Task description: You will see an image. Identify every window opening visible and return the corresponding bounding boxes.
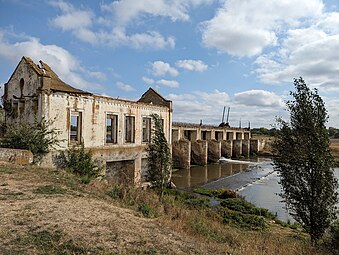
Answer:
[125,116,135,143]
[142,117,151,143]
[106,114,118,143]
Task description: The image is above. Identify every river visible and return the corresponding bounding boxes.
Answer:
[171,159,339,222]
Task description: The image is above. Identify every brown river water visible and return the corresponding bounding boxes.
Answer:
[171,159,339,222]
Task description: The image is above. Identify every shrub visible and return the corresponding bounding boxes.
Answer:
[57,143,101,182]
[221,208,266,230]
[138,203,156,218]
[0,117,60,162]
[106,186,123,199]
[220,198,275,219]
[330,219,339,248]
[184,197,210,209]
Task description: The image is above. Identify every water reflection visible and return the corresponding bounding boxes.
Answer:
[171,162,249,189]
[172,160,339,222]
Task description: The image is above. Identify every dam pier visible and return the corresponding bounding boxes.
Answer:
[172,122,260,169]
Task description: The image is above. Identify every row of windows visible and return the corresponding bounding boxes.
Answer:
[70,112,156,144]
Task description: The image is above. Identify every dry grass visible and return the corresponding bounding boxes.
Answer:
[0,162,336,255]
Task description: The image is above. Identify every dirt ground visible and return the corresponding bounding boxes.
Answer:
[0,163,219,255]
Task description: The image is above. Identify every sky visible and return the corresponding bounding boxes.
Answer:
[0,0,339,128]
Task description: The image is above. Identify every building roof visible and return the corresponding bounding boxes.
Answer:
[39,60,91,95]
[22,56,91,95]
[138,87,172,108]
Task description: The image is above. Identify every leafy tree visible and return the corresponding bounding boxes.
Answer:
[273,77,338,244]
[146,114,172,198]
[0,117,60,162]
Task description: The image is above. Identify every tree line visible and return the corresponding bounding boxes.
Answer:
[252,126,339,138]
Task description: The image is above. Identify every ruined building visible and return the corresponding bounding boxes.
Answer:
[3,56,172,184]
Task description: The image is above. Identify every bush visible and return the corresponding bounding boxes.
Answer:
[220,198,275,219]
[138,203,156,218]
[0,117,60,162]
[221,208,266,230]
[106,186,123,199]
[330,219,339,248]
[57,143,101,183]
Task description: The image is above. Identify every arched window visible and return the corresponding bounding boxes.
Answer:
[20,78,24,97]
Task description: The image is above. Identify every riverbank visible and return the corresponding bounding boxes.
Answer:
[0,163,336,254]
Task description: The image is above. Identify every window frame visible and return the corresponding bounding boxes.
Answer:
[69,111,83,144]
[106,113,118,144]
[124,115,135,143]
[142,117,152,143]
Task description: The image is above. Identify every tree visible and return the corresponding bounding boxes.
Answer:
[146,114,172,198]
[273,77,338,244]
[0,117,60,162]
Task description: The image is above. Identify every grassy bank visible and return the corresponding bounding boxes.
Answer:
[0,163,337,254]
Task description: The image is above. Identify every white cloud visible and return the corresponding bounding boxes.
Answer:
[101,0,213,26]
[176,59,208,72]
[168,89,286,127]
[88,71,106,80]
[201,0,323,57]
[0,30,99,89]
[254,15,339,92]
[49,0,214,50]
[50,1,96,44]
[234,90,284,107]
[52,10,93,31]
[116,81,135,92]
[156,79,179,88]
[142,76,154,85]
[151,61,179,77]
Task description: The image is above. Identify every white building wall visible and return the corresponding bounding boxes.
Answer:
[46,93,171,149]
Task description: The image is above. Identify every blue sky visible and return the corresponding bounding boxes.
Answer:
[1,0,339,128]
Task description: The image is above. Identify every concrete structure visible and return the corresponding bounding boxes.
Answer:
[172,122,258,168]
[3,56,172,184]
[0,148,33,165]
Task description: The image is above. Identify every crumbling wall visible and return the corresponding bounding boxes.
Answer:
[0,148,33,165]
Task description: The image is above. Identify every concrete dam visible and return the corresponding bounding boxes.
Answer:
[172,122,260,169]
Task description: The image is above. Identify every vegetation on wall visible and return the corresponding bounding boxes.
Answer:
[273,77,338,244]
[0,117,60,162]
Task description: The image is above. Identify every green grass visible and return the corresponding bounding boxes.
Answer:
[11,228,91,254]
[0,167,15,174]
[193,188,237,199]
[33,185,66,195]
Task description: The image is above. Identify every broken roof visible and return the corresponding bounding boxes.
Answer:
[23,56,91,95]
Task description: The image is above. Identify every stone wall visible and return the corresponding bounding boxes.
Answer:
[0,148,33,165]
